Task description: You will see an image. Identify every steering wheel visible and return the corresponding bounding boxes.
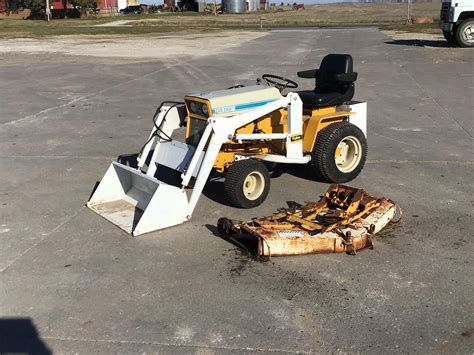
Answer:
[262,74,298,91]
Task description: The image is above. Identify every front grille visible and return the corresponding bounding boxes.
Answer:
[187,118,208,146]
[440,2,450,22]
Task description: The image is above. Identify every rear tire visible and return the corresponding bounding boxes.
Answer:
[311,122,367,183]
[443,30,458,46]
[456,19,474,48]
[224,159,270,209]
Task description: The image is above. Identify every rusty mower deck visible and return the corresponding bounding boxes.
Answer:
[217,184,401,257]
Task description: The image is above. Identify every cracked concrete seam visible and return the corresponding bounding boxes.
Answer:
[41,335,312,354]
[0,207,85,274]
[2,59,194,127]
[398,64,472,139]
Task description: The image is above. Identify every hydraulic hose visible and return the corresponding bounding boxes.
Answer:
[138,101,185,159]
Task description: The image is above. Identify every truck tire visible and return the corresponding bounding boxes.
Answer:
[311,122,367,183]
[456,19,474,47]
[443,30,459,46]
[224,159,270,209]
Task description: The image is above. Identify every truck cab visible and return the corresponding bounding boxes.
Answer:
[439,0,474,47]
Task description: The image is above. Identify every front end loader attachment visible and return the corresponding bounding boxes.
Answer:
[87,161,190,236]
[87,94,305,236]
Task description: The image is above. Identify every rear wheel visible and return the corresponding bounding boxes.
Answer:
[311,122,367,183]
[224,159,270,209]
[456,19,474,47]
[443,29,458,46]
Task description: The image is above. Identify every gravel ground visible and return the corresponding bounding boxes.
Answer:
[0,32,267,61]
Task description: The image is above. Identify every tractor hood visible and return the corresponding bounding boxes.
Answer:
[185,85,283,118]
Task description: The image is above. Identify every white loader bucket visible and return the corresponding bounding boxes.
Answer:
[87,161,190,236]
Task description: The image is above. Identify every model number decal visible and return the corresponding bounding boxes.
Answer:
[213,106,236,114]
[290,134,303,143]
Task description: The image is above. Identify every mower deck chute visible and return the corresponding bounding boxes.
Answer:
[217,185,401,257]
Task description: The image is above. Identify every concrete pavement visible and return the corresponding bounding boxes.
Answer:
[0,27,473,353]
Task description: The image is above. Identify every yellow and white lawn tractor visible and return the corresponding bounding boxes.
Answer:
[87,54,368,236]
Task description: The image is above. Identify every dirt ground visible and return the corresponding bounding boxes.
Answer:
[383,31,444,41]
[382,30,473,61]
[0,31,266,61]
[1,29,462,65]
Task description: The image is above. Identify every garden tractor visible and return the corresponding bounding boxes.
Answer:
[87,54,368,236]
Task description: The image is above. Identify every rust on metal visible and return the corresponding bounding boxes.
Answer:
[217,184,401,258]
[88,199,143,235]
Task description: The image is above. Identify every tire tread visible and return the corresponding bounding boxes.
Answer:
[224,159,270,208]
[456,19,474,48]
[312,121,367,183]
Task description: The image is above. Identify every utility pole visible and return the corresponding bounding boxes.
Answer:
[45,0,51,21]
[406,0,412,24]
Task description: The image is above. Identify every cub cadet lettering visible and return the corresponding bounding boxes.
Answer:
[212,99,278,115]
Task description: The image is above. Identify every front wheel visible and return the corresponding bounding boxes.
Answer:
[456,19,474,48]
[224,159,270,209]
[311,122,367,183]
[443,30,458,46]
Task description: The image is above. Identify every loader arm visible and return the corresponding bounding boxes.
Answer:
[185,94,294,211]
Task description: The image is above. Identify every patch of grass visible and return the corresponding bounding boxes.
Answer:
[0,18,220,37]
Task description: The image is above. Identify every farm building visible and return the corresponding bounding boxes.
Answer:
[51,0,119,11]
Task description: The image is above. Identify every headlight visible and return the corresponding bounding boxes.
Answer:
[449,7,454,21]
[201,103,209,117]
[190,101,198,114]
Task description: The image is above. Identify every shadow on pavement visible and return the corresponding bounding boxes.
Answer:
[0,318,52,354]
[202,164,326,207]
[205,223,260,257]
[114,152,327,207]
[384,39,454,47]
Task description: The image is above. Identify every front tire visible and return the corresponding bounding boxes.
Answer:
[311,122,367,183]
[456,19,474,48]
[443,30,458,46]
[224,159,270,209]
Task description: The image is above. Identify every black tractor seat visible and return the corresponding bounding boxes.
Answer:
[296,54,357,109]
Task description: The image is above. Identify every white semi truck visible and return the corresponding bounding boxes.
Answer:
[439,0,474,47]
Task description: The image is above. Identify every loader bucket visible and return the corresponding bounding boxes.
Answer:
[87,161,190,236]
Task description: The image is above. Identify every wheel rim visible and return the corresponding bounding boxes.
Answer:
[242,171,265,201]
[463,25,474,43]
[334,136,362,173]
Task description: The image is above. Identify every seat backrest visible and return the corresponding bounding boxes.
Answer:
[316,54,354,94]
